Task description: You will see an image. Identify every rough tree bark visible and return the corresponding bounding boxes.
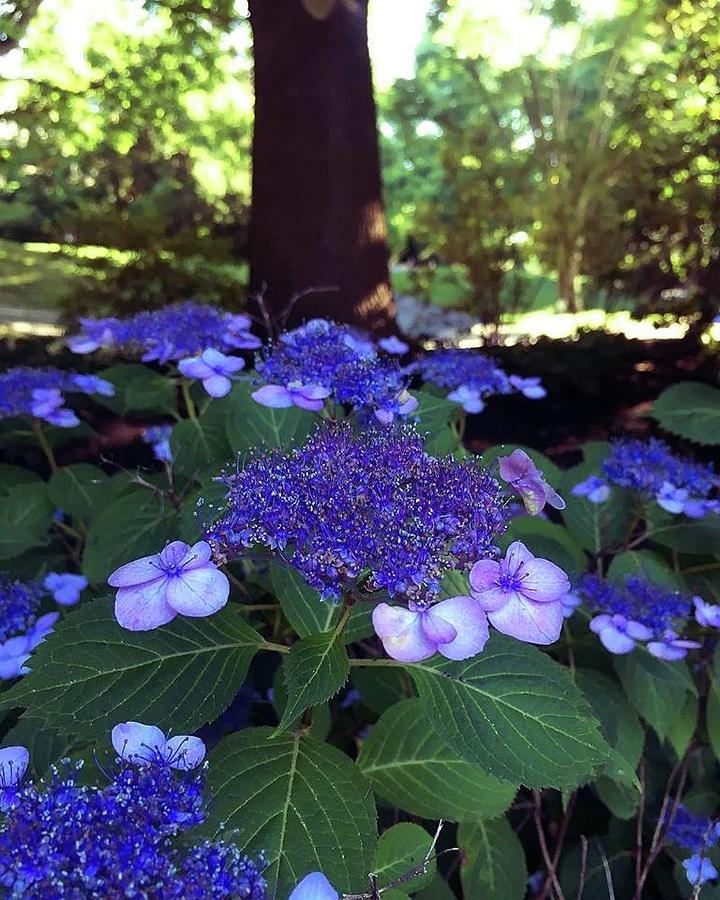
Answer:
[247,0,396,335]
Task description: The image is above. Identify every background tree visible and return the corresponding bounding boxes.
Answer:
[248,0,396,334]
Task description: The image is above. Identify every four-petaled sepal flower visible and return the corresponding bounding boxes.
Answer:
[108,540,229,631]
[178,348,245,398]
[252,381,330,412]
[372,596,489,662]
[469,541,569,645]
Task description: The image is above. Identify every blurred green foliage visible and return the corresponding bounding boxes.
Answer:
[1,0,717,326]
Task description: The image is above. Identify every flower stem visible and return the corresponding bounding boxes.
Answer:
[181,380,198,421]
[31,419,58,472]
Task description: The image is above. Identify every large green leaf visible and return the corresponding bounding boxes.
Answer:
[409,634,608,788]
[206,729,377,899]
[0,481,52,560]
[645,505,720,554]
[357,699,516,821]
[170,401,233,478]
[0,463,42,492]
[561,459,634,553]
[225,380,314,454]
[3,602,263,739]
[47,463,109,522]
[82,487,178,583]
[614,652,696,742]
[576,670,643,818]
[0,718,79,777]
[269,563,371,643]
[413,389,461,456]
[275,629,350,734]
[459,817,528,900]
[98,363,178,415]
[352,667,415,715]
[649,382,720,445]
[607,549,685,590]
[374,823,435,893]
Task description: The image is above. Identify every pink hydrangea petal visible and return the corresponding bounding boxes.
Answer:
[165,567,229,617]
[252,385,294,408]
[202,374,232,398]
[114,580,178,631]
[519,557,570,604]
[164,735,206,770]
[433,596,490,660]
[499,449,534,483]
[108,554,163,588]
[422,608,457,645]
[372,603,437,662]
[111,722,166,762]
[178,357,214,380]
[488,596,563,645]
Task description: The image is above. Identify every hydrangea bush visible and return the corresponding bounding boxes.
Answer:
[1,307,719,898]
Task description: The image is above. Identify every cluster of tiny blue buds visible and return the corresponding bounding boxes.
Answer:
[0,577,44,643]
[603,438,717,501]
[666,806,720,853]
[0,759,266,898]
[255,319,412,418]
[207,421,508,601]
[415,349,512,396]
[68,302,260,363]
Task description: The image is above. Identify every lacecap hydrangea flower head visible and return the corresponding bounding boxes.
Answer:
[68,302,260,363]
[573,437,719,518]
[207,421,509,603]
[415,349,545,414]
[579,574,702,660]
[0,367,115,427]
[0,722,266,898]
[252,319,417,423]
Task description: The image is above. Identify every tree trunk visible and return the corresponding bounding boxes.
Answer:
[247,0,396,335]
[557,241,583,313]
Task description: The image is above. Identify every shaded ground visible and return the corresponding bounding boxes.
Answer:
[467,330,718,465]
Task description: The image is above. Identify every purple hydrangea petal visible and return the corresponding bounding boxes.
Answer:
[164,735,206,770]
[498,449,534,484]
[251,385,294,408]
[178,357,214,380]
[488,596,564,645]
[421,607,458,645]
[108,554,164,588]
[114,581,178,632]
[432,595,490,660]
[176,541,213,571]
[694,596,720,627]
[656,481,690,515]
[598,626,637,655]
[378,336,410,354]
[202,373,233,398]
[518,556,570,604]
[589,614,614,634]
[0,746,29,787]
[290,872,340,900]
[164,567,230,618]
[624,620,654,641]
[372,603,437,662]
[111,722,166,763]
